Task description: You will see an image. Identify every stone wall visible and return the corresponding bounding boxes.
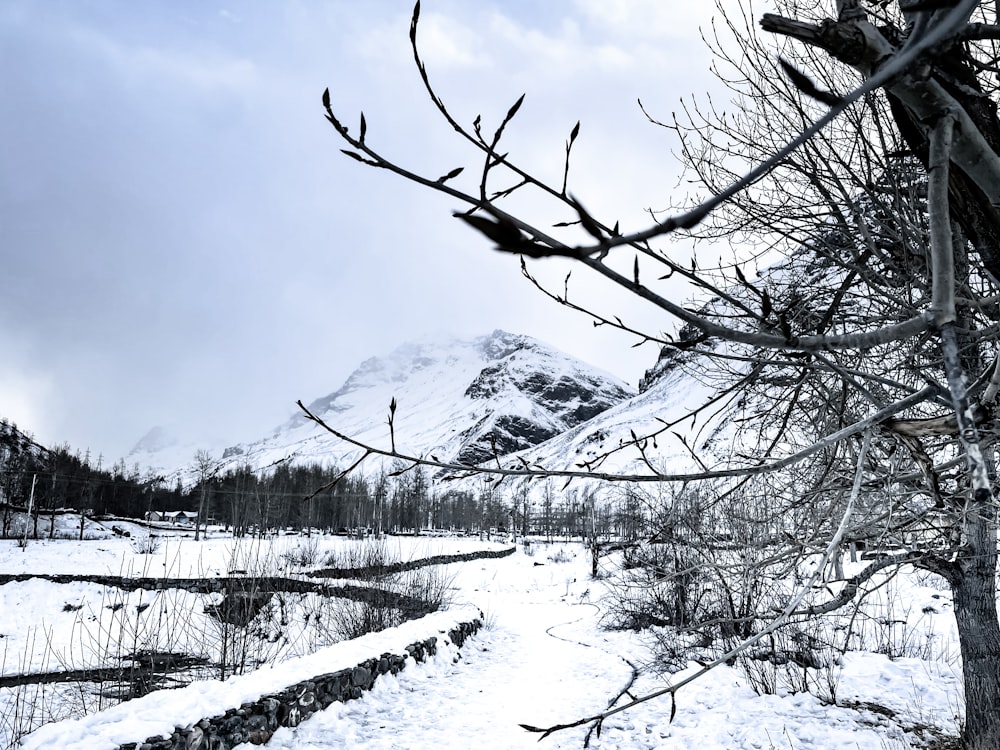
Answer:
[308,545,516,579]
[118,619,482,750]
[0,547,517,593]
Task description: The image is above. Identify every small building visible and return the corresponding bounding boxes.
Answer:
[145,510,196,525]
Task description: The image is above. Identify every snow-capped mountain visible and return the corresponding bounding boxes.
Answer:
[499,250,859,492]
[492,344,727,493]
[134,330,637,483]
[130,425,180,455]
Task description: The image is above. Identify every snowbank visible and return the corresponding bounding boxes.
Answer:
[18,605,482,750]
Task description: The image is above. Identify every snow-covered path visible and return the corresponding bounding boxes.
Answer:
[249,551,636,749]
[237,544,960,750]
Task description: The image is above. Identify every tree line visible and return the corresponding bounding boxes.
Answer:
[179,461,651,540]
[1,419,647,540]
[0,418,178,535]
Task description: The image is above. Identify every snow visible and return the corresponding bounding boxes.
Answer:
[1,528,967,749]
[15,607,482,750]
[123,328,763,518]
[130,330,636,487]
[243,549,963,750]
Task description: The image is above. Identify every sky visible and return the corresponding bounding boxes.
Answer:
[0,1,741,464]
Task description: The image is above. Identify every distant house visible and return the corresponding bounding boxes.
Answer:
[145,510,196,525]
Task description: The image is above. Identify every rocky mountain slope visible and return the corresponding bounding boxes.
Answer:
[130,330,637,483]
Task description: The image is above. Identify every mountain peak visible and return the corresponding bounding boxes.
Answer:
[146,331,637,482]
[474,329,531,360]
[129,425,179,455]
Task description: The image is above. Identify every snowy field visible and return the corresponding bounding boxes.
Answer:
[1,519,967,749]
[227,550,964,750]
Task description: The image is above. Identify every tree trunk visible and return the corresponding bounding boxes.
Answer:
[952,502,1000,750]
[195,486,206,541]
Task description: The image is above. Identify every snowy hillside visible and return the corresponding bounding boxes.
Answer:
[514,348,721,477]
[132,330,636,484]
[125,265,833,511]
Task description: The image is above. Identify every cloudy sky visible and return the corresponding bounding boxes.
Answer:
[0,1,741,463]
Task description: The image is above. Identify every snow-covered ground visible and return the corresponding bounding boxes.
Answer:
[2,521,965,749]
[239,547,963,750]
[0,519,508,748]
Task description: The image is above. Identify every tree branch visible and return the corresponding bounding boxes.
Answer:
[928,111,958,326]
[527,428,879,738]
[295,386,937,485]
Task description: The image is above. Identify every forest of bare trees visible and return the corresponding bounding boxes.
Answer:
[1,417,638,541]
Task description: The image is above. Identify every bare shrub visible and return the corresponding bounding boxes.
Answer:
[546,546,574,564]
[313,539,455,642]
[130,535,161,555]
[734,622,842,701]
[320,537,392,571]
[281,537,321,568]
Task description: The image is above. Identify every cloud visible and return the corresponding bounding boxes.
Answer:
[417,11,491,69]
[72,27,257,93]
[574,0,714,40]
[0,0,734,462]
[0,368,53,440]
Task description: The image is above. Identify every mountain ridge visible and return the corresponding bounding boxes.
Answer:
[129,330,638,484]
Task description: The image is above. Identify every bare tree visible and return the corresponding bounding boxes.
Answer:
[193,448,216,542]
[317,1,1000,746]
